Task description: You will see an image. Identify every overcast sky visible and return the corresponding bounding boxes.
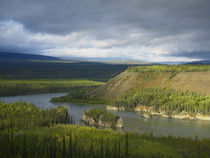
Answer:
[0,0,210,62]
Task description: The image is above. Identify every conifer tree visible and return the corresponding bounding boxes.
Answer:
[22,134,27,158]
[125,133,128,158]
[114,139,117,158]
[69,132,72,158]
[100,137,104,158]
[105,138,109,158]
[118,139,121,158]
[74,134,77,158]
[62,135,66,158]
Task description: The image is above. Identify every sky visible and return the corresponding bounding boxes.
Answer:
[0,0,210,62]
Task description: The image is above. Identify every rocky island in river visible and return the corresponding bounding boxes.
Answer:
[82,108,123,128]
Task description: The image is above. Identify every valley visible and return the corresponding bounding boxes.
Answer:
[1,54,210,158]
[1,0,210,157]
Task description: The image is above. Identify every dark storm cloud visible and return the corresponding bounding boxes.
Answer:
[172,51,210,59]
[0,0,210,61]
[0,45,38,53]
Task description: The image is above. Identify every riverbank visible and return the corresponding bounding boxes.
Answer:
[106,105,210,120]
[50,86,109,105]
[1,92,210,138]
[0,79,105,96]
[1,100,210,158]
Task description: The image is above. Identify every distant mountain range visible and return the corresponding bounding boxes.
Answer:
[0,52,61,61]
[1,52,208,65]
[187,60,210,64]
[0,52,152,65]
[83,59,150,65]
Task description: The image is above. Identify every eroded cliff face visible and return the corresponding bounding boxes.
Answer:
[81,113,123,128]
[115,117,123,128]
[106,105,125,111]
[106,105,210,120]
[92,70,210,101]
[82,114,98,126]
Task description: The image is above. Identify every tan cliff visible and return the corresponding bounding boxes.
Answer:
[106,105,125,111]
[106,105,210,120]
[94,67,210,121]
[92,71,210,100]
[81,113,123,128]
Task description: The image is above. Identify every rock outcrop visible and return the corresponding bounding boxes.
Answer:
[82,110,123,128]
[115,117,123,128]
[106,105,125,111]
[98,115,123,128]
[106,105,210,121]
[82,113,98,126]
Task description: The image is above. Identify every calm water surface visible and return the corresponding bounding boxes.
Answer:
[1,92,210,139]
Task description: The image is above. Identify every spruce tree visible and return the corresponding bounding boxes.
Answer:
[74,134,77,158]
[22,134,27,158]
[62,135,66,158]
[69,132,72,158]
[100,137,104,158]
[118,139,120,158]
[125,133,128,158]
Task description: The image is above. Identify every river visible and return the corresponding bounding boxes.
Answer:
[1,92,210,139]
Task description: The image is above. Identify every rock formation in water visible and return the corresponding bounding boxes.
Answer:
[82,108,123,128]
[106,105,210,120]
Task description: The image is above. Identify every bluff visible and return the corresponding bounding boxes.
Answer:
[92,65,210,99]
[92,65,210,120]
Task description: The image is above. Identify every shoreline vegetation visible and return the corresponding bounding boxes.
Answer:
[50,87,210,120]
[50,87,109,105]
[51,65,210,121]
[2,54,210,157]
[0,79,105,97]
[1,101,210,158]
[109,88,210,120]
[106,105,210,120]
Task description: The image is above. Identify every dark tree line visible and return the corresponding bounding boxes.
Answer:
[0,101,75,130]
[1,102,210,158]
[127,64,210,73]
[0,129,130,158]
[0,79,104,97]
[51,87,109,105]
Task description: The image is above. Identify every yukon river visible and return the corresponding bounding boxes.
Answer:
[1,92,210,139]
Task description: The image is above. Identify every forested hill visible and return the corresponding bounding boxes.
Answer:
[93,65,210,99]
[0,52,61,61]
[0,52,132,81]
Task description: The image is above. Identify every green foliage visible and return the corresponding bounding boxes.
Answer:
[0,102,210,158]
[0,79,104,96]
[85,108,117,124]
[0,102,70,130]
[112,88,210,114]
[51,87,109,105]
[127,64,210,73]
[127,65,210,81]
[1,124,210,158]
